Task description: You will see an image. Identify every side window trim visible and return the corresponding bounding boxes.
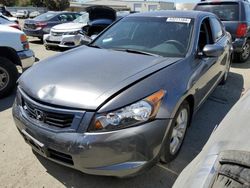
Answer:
[210,17,224,43]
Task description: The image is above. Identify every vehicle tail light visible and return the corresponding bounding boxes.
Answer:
[35,22,47,28]
[9,24,21,30]
[20,34,29,50]
[236,23,247,38]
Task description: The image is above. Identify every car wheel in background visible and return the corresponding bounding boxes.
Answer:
[0,57,18,98]
[161,100,191,163]
[236,41,250,62]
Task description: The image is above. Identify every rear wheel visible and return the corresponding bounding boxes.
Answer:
[161,101,190,163]
[0,57,18,98]
[235,41,250,62]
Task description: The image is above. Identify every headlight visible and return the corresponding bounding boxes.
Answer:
[65,31,79,35]
[91,89,166,131]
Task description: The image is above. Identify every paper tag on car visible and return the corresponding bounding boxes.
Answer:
[166,17,191,24]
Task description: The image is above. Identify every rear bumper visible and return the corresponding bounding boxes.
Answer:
[232,37,247,53]
[23,28,46,38]
[17,50,35,69]
[13,101,171,177]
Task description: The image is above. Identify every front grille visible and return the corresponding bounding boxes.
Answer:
[48,148,74,165]
[24,23,36,30]
[22,99,74,128]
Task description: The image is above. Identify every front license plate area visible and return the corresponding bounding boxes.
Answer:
[50,35,62,41]
[21,129,47,156]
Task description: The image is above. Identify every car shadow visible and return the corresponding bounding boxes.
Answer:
[231,60,250,69]
[34,151,176,188]
[33,71,244,188]
[29,39,43,45]
[0,90,16,112]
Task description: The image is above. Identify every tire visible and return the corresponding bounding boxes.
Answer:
[0,57,18,98]
[161,101,191,163]
[235,41,250,62]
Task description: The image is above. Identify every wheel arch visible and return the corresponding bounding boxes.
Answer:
[0,47,21,66]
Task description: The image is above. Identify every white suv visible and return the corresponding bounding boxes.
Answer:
[0,25,35,98]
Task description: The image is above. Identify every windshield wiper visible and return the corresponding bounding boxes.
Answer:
[113,48,160,57]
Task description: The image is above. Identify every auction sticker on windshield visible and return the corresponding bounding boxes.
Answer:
[166,17,191,24]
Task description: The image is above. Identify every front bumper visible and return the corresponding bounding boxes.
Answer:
[17,50,35,69]
[13,101,171,177]
[44,34,91,48]
[232,37,247,53]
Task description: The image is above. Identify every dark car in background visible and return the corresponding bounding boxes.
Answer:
[194,0,250,62]
[23,11,81,40]
[13,10,232,177]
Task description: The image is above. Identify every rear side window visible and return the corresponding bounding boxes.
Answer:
[195,2,239,21]
[34,12,56,21]
[210,18,224,42]
[244,3,250,22]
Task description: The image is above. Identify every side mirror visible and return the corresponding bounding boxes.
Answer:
[202,44,224,57]
[90,34,98,40]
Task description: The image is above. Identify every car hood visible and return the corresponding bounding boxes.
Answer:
[86,5,116,21]
[52,22,87,31]
[19,46,181,110]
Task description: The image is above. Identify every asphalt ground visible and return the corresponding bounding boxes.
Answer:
[0,33,250,187]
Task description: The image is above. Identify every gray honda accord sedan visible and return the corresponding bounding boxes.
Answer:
[13,10,232,177]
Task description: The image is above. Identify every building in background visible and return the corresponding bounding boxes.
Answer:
[175,3,195,10]
[69,0,175,12]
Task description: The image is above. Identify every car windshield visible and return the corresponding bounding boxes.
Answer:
[92,17,194,57]
[73,13,89,23]
[34,12,56,21]
[195,2,239,21]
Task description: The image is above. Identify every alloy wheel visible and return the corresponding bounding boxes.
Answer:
[170,108,188,155]
[241,43,250,60]
[0,67,9,91]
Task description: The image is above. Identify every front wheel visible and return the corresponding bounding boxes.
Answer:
[161,101,190,163]
[0,57,18,98]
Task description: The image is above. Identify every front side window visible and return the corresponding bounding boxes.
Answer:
[210,18,223,42]
[34,12,56,21]
[92,17,194,57]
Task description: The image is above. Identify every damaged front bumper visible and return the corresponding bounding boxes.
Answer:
[12,97,170,177]
[43,33,91,49]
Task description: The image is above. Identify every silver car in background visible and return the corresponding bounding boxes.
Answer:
[44,6,116,49]
[173,90,250,188]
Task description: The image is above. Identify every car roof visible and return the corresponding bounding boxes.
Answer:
[197,0,244,4]
[127,10,215,19]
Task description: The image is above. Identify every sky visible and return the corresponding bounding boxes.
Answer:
[75,0,200,4]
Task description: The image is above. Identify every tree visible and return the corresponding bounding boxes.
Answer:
[44,0,69,11]
[0,0,16,6]
[17,0,31,6]
[30,0,45,7]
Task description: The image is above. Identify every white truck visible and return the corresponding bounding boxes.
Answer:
[0,25,35,98]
